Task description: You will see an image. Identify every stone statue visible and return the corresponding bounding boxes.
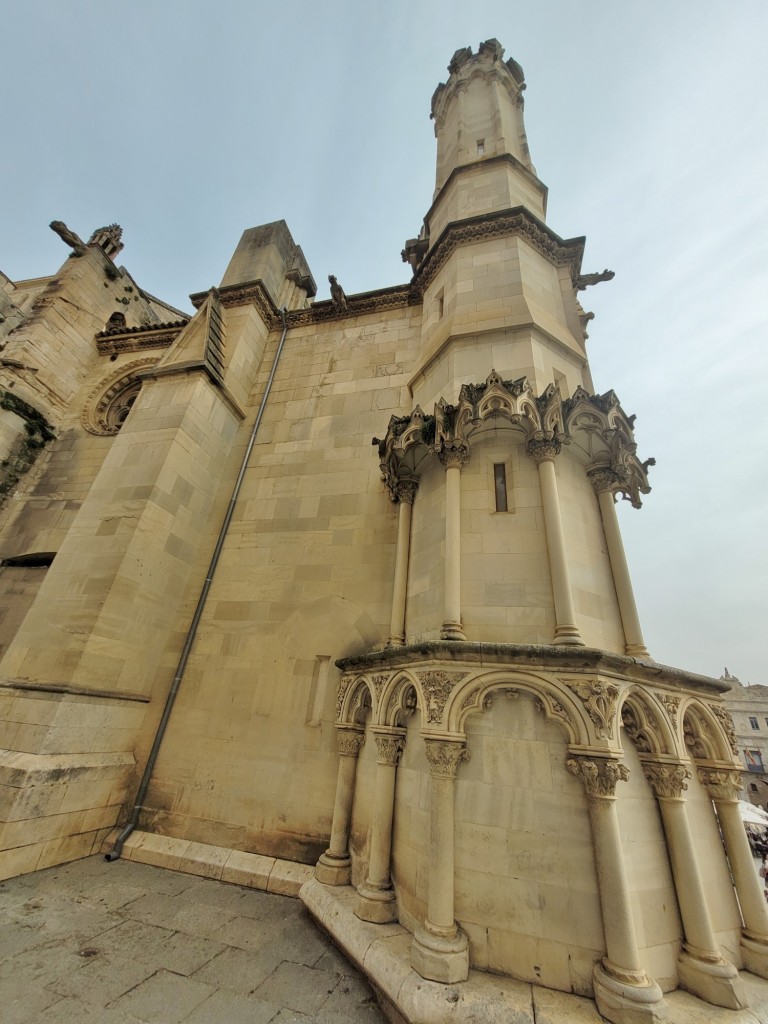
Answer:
[329,275,347,312]
[576,269,615,291]
[49,221,87,257]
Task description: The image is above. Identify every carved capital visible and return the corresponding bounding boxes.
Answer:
[642,762,691,799]
[437,441,470,471]
[587,466,622,495]
[567,757,629,797]
[373,731,405,766]
[395,479,418,505]
[336,728,365,758]
[526,433,569,464]
[697,767,743,802]
[424,739,469,779]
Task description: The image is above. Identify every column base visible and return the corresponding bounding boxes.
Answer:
[552,624,585,645]
[440,621,466,641]
[386,636,406,647]
[593,960,667,1024]
[625,643,651,658]
[354,880,398,923]
[741,933,768,980]
[677,949,746,1009]
[314,852,351,886]
[410,922,469,983]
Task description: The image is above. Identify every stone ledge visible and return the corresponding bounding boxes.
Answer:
[300,879,768,1024]
[103,829,313,896]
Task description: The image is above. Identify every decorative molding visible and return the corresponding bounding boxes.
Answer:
[567,757,629,797]
[96,322,187,356]
[335,676,352,722]
[526,433,569,464]
[80,358,158,436]
[424,739,469,779]
[642,762,691,799]
[621,702,653,753]
[563,680,619,740]
[373,732,405,766]
[394,479,418,505]
[336,729,365,757]
[418,670,466,724]
[698,767,743,802]
[435,439,470,471]
[709,705,739,757]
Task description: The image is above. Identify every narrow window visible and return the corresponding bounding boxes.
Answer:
[477,139,485,155]
[306,655,331,726]
[436,289,444,319]
[493,463,508,512]
[750,717,760,730]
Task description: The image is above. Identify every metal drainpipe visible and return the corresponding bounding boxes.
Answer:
[107,306,290,861]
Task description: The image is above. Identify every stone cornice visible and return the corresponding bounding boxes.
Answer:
[95,321,188,355]
[335,641,729,696]
[413,206,584,296]
[190,279,278,326]
[287,283,414,326]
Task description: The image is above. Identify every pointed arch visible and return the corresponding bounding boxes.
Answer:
[618,688,678,757]
[681,698,735,763]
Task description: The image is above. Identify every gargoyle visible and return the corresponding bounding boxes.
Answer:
[49,221,87,257]
[576,269,615,291]
[328,275,347,312]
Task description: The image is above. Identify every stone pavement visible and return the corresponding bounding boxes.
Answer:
[0,855,386,1024]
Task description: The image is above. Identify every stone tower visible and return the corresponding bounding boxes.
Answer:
[1,38,767,1024]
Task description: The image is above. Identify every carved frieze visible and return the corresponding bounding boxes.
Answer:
[336,728,365,757]
[567,757,629,797]
[564,680,619,740]
[418,670,466,724]
[642,762,691,799]
[698,767,743,802]
[424,739,469,778]
[373,732,405,766]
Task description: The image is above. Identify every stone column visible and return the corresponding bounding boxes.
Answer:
[438,443,469,641]
[388,479,417,646]
[456,87,467,160]
[315,726,365,885]
[699,767,768,979]
[588,469,649,657]
[355,728,405,923]
[490,76,507,152]
[642,763,745,1008]
[411,738,469,983]
[567,757,666,1024]
[528,438,584,645]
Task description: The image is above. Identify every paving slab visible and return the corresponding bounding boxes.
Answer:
[0,855,386,1024]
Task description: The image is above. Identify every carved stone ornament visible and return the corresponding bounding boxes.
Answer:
[587,466,622,496]
[564,680,619,740]
[567,757,629,797]
[394,479,418,505]
[418,670,466,724]
[697,767,743,802]
[373,733,405,766]
[576,269,615,291]
[370,674,389,707]
[436,439,470,471]
[709,705,739,757]
[49,220,87,256]
[81,360,157,436]
[328,274,347,312]
[621,703,653,753]
[642,762,691,799]
[424,739,469,778]
[658,694,681,730]
[526,431,570,464]
[335,677,352,722]
[336,729,365,757]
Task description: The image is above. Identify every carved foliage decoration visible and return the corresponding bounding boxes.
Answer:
[373,732,405,766]
[418,670,467,724]
[709,705,739,757]
[621,702,653,753]
[567,757,630,797]
[335,677,351,722]
[336,728,365,757]
[563,680,619,740]
[642,763,691,799]
[683,706,720,761]
[657,694,681,731]
[424,740,469,778]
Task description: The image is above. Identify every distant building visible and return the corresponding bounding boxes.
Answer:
[722,669,768,808]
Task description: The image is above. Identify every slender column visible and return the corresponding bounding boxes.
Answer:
[643,763,745,1008]
[699,767,768,979]
[315,727,365,885]
[589,469,649,657]
[456,87,467,161]
[438,443,469,641]
[528,439,584,645]
[490,76,507,153]
[388,479,417,646]
[411,738,469,983]
[355,728,405,923]
[567,757,666,1024]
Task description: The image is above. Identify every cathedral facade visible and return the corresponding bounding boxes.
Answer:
[2,39,768,1024]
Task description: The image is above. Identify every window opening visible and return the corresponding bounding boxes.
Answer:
[477,139,485,155]
[750,717,759,730]
[493,463,508,512]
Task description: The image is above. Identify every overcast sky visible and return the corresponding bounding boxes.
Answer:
[2,1,767,685]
